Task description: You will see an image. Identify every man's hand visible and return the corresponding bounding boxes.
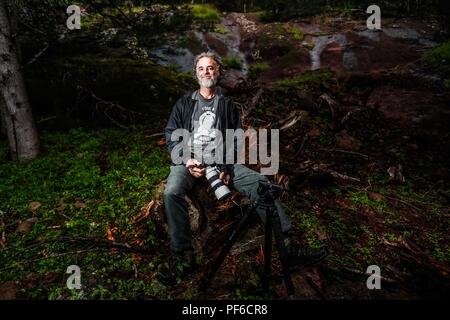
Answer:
[219,171,231,185]
[186,159,205,178]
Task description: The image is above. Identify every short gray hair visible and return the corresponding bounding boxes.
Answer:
[193,51,223,77]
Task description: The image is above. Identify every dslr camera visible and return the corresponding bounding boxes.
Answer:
[189,163,232,201]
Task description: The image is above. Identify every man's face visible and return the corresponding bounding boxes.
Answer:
[195,57,220,89]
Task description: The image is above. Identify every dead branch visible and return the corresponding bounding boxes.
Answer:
[319,93,339,118]
[383,195,424,212]
[327,169,360,182]
[28,236,155,254]
[78,86,144,115]
[319,148,369,159]
[36,115,57,124]
[0,248,104,272]
[383,238,450,276]
[279,110,303,131]
[111,3,136,26]
[311,163,361,182]
[85,1,129,27]
[338,266,397,284]
[18,20,46,36]
[77,85,145,128]
[100,102,128,129]
[304,274,326,300]
[230,235,264,256]
[146,132,164,138]
[341,108,361,125]
[23,42,49,66]
[134,200,155,224]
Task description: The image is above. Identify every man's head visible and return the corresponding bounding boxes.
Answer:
[193,51,223,89]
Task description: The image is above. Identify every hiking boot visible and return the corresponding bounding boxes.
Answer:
[156,250,197,285]
[284,233,328,268]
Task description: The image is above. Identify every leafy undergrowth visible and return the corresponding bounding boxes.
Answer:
[190,4,221,26]
[0,127,173,299]
[288,180,447,299]
[423,41,450,88]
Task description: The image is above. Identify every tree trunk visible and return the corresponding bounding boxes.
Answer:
[0,1,39,163]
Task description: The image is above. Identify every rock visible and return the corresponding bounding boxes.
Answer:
[320,42,345,73]
[17,217,38,234]
[335,130,362,150]
[229,13,258,34]
[344,31,421,73]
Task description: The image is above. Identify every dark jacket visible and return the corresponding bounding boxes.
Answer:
[165,90,242,173]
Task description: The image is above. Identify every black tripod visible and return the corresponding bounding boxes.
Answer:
[198,180,295,297]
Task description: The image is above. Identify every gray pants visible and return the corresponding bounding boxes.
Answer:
[163,164,292,252]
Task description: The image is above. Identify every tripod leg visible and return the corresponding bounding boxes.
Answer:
[272,213,295,297]
[198,209,254,292]
[262,207,273,291]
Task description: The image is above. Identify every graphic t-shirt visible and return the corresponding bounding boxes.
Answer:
[190,90,220,163]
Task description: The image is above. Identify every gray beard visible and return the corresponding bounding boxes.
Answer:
[198,77,218,88]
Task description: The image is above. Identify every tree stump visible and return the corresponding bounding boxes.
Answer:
[151,178,248,260]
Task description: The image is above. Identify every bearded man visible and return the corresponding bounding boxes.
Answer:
[158,51,327,284]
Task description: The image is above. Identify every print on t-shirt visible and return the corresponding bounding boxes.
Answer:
[190,91,220,164]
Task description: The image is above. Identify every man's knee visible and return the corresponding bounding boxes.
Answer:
[164,184,185,199]
[254,174,269,189]
[165,172,190,198]
[239,165,269,185]
[245,174,269,199]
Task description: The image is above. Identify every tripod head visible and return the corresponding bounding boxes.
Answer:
[257,180,285,203]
